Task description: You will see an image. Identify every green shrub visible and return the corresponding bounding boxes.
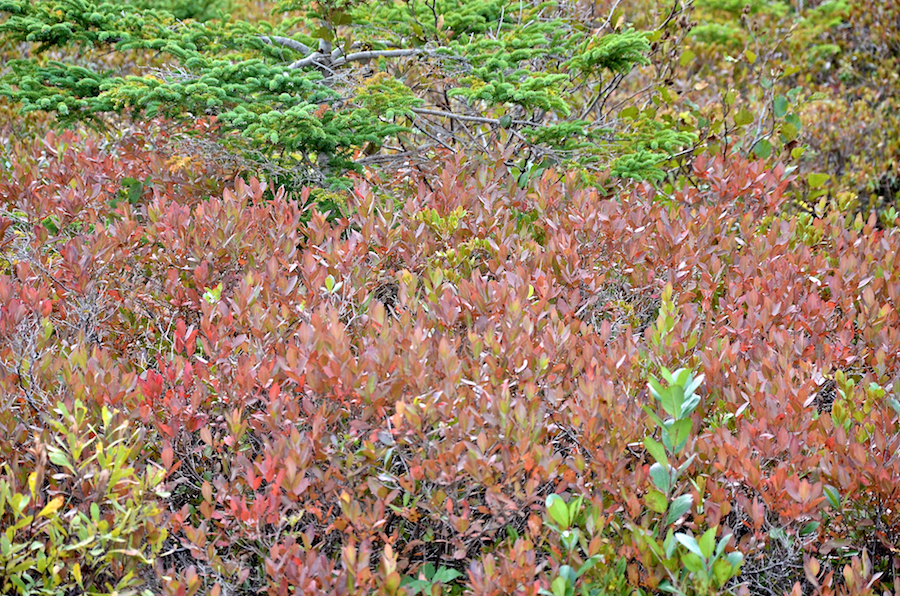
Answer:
[0,400,167,595]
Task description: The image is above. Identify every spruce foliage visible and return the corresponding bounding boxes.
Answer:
[0,0,694,186]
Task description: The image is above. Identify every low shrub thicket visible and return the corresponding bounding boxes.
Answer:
[641,0,900,222]
[1,127,899,595]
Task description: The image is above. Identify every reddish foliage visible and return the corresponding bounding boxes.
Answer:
[1,128,898,595]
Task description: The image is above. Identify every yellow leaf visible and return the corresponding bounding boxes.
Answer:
[166,155,194,173]
[38,496,65,518]
[72,562,83,587]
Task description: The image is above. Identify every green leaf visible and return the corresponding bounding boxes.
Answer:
[312,26,334,42]
[713,558,736,584]
[433,567,462,583]
[41,216,60,235]
[567,495,584,524]
[558,565,577,585]
[576,555,601,578]
[648,377,679,418]
[715,533,733,559]
[638,527,666,560]
[649,462,670,494]
[733,108,754,127]
[888,398,900,417]
[699,527,716,559]
[551,575,568,596]
[658,581,677,594]
[121,177,144,205]
[669,386,686,419]
[48,451,73,471]
[642,405,665,429]
[726,551,744,569]
[645,489,668,514]
[675,533,704,560]
[660,366,677,385]
[421,563,437,579]
[769,526,788,543]
[332,10,353,26]
[752,138,772,159]
[808,173,830,188]
[800,521,820,536]
[620,106,639,120]
[546,494,570,529]
[499,115,512,128]
[682,552,704,573]
[203,283,223,304]
[663,527,677,558]
[675,368,695,387]
[773,95,789,119]
[666,418,693,454]
[781,121,799,142]
[644,437,668,466]
[666,494,693,526]
[676,453,697,477]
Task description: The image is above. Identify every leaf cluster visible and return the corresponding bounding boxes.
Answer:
[1,127,899,595]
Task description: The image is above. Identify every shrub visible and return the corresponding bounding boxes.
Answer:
[0,399,167,595]
[2,122,899,595]
[3,1,900,592]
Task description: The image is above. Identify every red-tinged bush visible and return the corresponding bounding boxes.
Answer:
[2,127,900,596]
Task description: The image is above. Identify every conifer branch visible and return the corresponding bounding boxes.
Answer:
[0,0,683,183]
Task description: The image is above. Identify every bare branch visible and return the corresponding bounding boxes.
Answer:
[289,52,328,69]
[411,107,532,126]
[259,35,312,57]
[332,48,427,67]
[354,149,425,165]
[284,45,447,69]
[412,120,458,153]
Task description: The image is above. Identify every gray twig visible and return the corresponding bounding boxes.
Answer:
[259,35,312,56]
[332,48,425,66]
[412,107,531,126]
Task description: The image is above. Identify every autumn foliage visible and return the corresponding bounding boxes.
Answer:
[0,119,898,596]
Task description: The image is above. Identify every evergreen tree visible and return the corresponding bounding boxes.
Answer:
[0,0,694,187]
